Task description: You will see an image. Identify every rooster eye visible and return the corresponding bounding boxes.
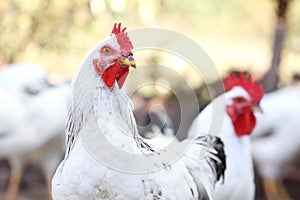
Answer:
[103,47,111,55]
[234,97,245,103]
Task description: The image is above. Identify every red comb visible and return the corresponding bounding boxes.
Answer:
[110,23,133,54]
[223,72,264,104]
[111,23,127,35]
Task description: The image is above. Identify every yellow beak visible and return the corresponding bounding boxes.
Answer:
[118,56,136,68]
[251,105,263,113]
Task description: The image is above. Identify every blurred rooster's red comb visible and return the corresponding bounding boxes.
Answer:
[223,72,264,104]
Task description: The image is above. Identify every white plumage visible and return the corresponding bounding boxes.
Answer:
[0,64,69,200]
[188,72,264,200]
[251,84,300,200]
[0,85,68,155]
[0,64,51,99]
[188,87,254,200]
[52,23,226,200]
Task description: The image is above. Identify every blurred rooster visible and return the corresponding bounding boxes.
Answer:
[0,64,68,200]
[52,23,226,200]
[251,81,300,200]
[188,72,264,200]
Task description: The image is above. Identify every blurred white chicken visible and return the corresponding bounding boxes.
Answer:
[188,72,264,200]
[52,23,226,200]
[251,81,300,200]
[0,63,51,99]
[0,64,69,200]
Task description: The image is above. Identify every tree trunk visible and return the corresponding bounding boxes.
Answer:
[261,0,290,93]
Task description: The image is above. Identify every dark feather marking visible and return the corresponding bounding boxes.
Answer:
[135,136,155,153]
[65,109,84,159]
[0,131,10,138]
[158,190,162,196]
[195,135,226,182]
[190,188,194,196]
[162,163,171,170]
[252,130,273,139]
[212,137,226,181]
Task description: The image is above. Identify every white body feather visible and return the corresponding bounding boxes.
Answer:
[0,84,68,156]
[0,64,69,184]
[251,85,300,179]
[52,82,199,200]
[188,87,255,200]
[0,64,50,99]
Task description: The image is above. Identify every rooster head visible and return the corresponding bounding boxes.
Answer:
[223,72,264,137]
[92,23,136,88]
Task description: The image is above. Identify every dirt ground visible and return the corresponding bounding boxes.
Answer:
[254,167,300,200]
[1,159,300,200]
[0,160,48,200]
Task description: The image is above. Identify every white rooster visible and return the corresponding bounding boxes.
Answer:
[188,72,264,200]
[0,82,69,200]
[251,82,300,200]
[52,23,226,200]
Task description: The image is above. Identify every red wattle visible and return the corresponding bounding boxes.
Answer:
[233,112,256,137]
[102,63,121,88]
[116,67,129,88]
[226,106,256,137]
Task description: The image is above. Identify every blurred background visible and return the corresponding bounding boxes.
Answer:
[0,0,300,199]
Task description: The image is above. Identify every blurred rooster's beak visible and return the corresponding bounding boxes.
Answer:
[251,105,263,113]
[118,56,136,69]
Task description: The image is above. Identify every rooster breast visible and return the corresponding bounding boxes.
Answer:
[52,86,198,200]
[52,136,199,200]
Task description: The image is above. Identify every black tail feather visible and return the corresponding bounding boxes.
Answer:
[196,135,226,182]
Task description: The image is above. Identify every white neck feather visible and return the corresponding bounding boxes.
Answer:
[93,81,139,138]
[69,57,143,153]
